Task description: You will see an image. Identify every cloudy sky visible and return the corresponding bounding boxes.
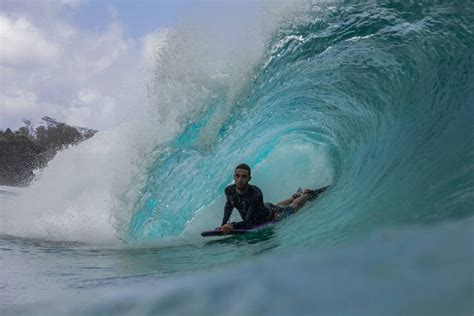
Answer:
[0,0,262,130]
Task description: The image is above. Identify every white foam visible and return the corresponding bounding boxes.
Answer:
[0,3,279,244]
[0,122,157,243]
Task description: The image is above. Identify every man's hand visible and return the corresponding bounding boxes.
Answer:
[220,223,234,234]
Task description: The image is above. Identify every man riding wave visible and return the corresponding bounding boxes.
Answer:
[219,163,328,234]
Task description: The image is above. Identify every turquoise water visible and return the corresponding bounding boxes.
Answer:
[1,1,473,315]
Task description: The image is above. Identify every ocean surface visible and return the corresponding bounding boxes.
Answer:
[1,1,473,315]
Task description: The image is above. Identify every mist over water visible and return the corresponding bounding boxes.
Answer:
[1,1,473,314]
[0,1,269,243]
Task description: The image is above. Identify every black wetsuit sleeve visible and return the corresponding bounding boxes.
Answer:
[232,194,264,230]
[222,193,233,226]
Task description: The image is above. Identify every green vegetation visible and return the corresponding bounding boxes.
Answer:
[0,117,97,186]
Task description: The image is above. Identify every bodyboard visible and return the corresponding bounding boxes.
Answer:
[201,222,273,237]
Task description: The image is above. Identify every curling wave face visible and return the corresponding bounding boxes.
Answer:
[129,0,474,246]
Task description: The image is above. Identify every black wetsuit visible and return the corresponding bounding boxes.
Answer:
[222,184,271,229]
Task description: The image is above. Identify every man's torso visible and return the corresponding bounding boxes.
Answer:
[225,184,270,223]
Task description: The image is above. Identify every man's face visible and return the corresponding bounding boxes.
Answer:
[234,168,250,190]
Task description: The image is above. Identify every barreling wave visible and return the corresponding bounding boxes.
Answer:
[129,0,474,244]
[1,0,472,249]
[1,2,473,314]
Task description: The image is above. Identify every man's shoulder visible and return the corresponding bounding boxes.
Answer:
[225,184,236,195]
[249,185,263,196]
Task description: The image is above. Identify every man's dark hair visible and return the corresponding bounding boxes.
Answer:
[235,163,251,175]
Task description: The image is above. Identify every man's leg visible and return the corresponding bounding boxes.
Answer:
[276,197,295,206]
[275,192,312,211]
[291,187,328,210]
[289,193,312,212]
[278,186,329,210]
[274,187,328,220]
[276,188,306,205]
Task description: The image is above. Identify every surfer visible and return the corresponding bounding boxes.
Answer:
[219,163,327,234]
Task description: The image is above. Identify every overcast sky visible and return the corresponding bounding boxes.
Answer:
[0,0,263,130]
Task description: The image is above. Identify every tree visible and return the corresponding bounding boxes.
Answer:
[17,126,30,138]
[22,118,34,136]
[41,116,61,128]
[35,125,48,147]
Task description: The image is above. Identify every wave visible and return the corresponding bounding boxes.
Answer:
[129,0,474,244]
[1,1,473,252]
[1,3,473,313]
